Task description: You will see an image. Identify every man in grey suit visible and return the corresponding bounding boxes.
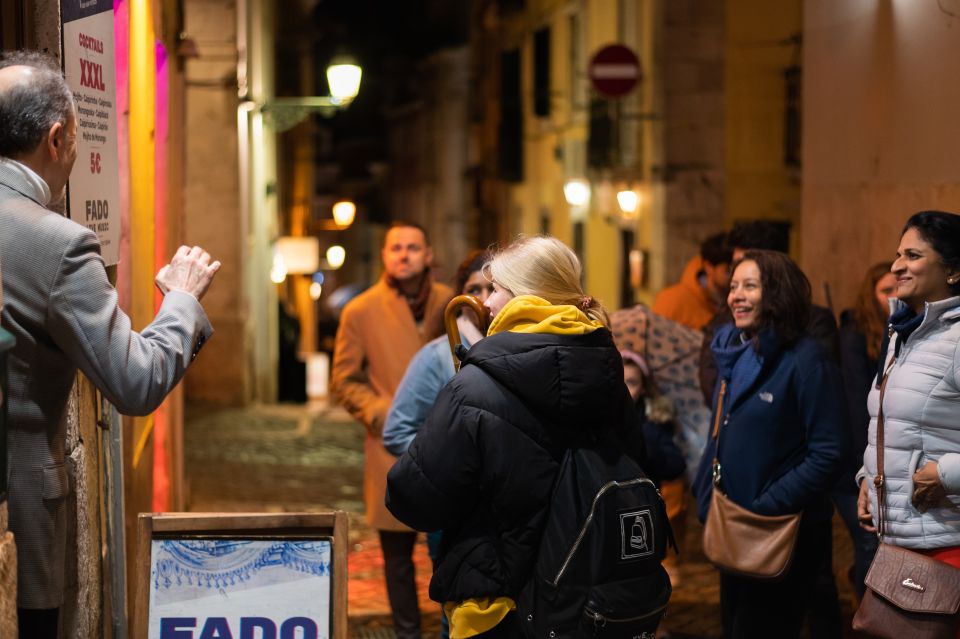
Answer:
[0,51,220,638]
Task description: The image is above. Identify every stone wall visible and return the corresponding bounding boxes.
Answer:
[801,0,960,310]
[386,47,471,283]
[660,0,726,286]
[183,0,248,405]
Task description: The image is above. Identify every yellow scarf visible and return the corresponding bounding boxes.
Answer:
[443,598,517,639]
[487,294,603,336]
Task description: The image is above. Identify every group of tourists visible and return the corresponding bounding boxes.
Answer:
[333,211,960,639]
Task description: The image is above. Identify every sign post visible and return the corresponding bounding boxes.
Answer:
[62,0,121,266]
[588,44,641,99]
[135,512,349,639]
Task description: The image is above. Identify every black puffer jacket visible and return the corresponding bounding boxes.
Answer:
[385,328,643,604]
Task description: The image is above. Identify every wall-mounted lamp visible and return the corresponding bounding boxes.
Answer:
[563,179,591,207]
[616,189,641,219]
[326,245,347,270]
[326,56,363,104]
[331,200,356,228]
[257,56,363,131]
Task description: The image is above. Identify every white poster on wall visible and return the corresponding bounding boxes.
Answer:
[61,0,120,266]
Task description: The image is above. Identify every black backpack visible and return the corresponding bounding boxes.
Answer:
[518,438,676,638]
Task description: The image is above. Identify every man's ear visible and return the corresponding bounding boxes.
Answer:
[425,246,434,267]
[46,121,64,160]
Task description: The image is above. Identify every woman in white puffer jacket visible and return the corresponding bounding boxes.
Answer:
[858,210,960,570]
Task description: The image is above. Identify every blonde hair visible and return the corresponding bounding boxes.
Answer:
[484,235,610,328]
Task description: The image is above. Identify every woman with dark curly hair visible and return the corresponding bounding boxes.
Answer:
[694,249,849,639]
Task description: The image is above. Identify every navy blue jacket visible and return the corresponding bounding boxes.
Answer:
[693,324,850,523]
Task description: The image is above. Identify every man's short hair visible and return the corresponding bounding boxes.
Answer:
[0,50,75,157]
[700,232,731,266]
[727,220,790,253]
[386,219,431,246]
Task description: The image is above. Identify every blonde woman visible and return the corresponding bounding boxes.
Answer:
[386,236,645,638]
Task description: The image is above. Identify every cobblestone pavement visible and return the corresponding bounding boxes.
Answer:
[184,401,867,638]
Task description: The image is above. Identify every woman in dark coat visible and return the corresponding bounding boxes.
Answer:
[693,249,849,639]
[386,236,643,638]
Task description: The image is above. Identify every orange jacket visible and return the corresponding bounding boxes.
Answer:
[652,256,715,331]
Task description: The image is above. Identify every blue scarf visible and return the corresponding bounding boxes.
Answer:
[874,306,923,386]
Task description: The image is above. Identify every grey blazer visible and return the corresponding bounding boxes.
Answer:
[0,161,213,609]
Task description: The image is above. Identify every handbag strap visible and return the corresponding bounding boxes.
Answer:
[710,379,728,487]
[874,355,897,538]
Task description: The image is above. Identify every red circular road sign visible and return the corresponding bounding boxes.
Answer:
[589,44,641,98]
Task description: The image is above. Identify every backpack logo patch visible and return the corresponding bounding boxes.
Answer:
[620,510,655,559]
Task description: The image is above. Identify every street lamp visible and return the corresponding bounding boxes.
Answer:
[326,245,346,269]
[314,199,356,231]
[616,189,641,219]
[326,56,362,104]
[261,57,363,131]
[563,179,591,207]
[331,200,356,228]
[564,178,591,222]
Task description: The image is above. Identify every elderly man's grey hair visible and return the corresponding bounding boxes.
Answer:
[0,50,75,157]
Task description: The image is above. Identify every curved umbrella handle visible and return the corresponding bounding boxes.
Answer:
[444,294,489,372]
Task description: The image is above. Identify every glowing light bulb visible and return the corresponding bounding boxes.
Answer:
[617,190,641,217]
[326,59,362,103]
[332,201,356,227]
[563,179,591,207]
[326,245,346,269]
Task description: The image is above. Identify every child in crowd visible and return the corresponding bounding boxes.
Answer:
[621,350,686,487]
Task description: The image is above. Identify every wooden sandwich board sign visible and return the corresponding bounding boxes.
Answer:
[134,512,348,639]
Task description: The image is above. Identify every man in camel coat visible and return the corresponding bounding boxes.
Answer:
[332,221,452,639]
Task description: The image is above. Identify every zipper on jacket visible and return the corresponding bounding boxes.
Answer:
[584,601,668,627]
[551,477,658,586]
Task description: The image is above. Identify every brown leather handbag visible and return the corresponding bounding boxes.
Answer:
[701,380,802,581]
[852,356,960,639]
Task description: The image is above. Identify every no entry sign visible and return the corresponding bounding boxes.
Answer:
[589,44,641,98]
